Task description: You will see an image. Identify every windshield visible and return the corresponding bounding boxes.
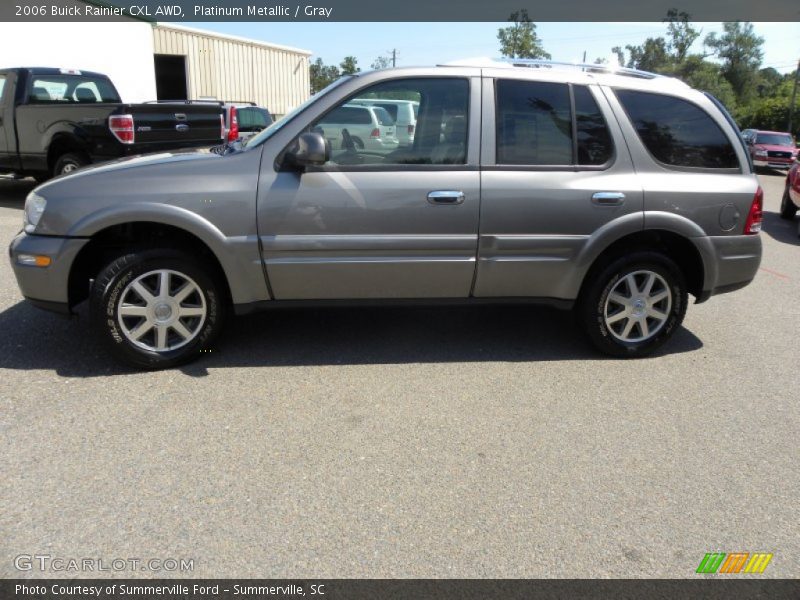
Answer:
[755,133,793,147]
[244,76,352,149]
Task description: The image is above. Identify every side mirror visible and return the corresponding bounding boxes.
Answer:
[285,132,330,169]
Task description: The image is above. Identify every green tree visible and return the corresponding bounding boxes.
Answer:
[497,10,551,60]
[371,55,392,70]
[340,56,360,75]
[664,9,701,64]
[704,22,764,103]
[309,58,340,94]
[676,56,737,111]
[624,37,670,72]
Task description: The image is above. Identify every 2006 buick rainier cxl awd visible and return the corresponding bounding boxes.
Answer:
[9,59,763,369]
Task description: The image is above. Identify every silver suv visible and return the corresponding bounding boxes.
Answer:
[9,60,763,369]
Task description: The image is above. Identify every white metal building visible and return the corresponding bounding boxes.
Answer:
[0,21,312,117]
[152,24,311,117]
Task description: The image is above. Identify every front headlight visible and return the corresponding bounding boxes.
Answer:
[754,149,768,157]
[23,192,47,234]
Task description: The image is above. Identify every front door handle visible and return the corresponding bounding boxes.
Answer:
[592,192,626,206]
[428,190,465,205]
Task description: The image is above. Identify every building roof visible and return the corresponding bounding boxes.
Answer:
[154,23,312,56]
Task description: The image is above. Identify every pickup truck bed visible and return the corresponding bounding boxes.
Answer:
[0,68,224,179]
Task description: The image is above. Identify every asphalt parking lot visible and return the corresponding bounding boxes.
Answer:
[1,172,798,579]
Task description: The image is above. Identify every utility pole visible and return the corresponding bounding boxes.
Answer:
[788,58,800,136]
[391,49,397,68]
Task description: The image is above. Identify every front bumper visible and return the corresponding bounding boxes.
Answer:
[753,159,793,169]
[694,234,762,302]
[8,231,89,314]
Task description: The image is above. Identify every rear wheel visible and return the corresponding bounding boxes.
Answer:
[780,185,797,220]
[53,152,89,177]
[578,251,688,358]
[90,249,225,369]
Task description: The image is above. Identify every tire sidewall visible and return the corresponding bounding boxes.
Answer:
[94,253,222,369]
[584,254,687,358]
[54,153,88,176]
[781,186,798,219]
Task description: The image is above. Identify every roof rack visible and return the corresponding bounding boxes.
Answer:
[440,57,663,80]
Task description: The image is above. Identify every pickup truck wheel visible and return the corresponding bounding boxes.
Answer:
[90,249,224,369]
[53,152,89,176]
[780,185,797,220]
[578,252,687,358]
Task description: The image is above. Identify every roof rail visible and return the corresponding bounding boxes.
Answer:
[440,57,663,80]
[501,59,662,79]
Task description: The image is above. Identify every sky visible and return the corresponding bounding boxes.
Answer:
[197,21,799,74]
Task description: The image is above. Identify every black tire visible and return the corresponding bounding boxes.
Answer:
[578,251,688,358]
[779,185,798,220]
[352,136,365,150]
[90,249,225,369]
[53,152,89,177]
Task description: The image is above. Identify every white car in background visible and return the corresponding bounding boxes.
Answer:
[316,103,399,153]
[350,98,419,147]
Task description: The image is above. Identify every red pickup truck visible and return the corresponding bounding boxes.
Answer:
[742,129,799,171]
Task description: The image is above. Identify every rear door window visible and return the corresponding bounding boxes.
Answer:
[372,106,394,126]
[615,89,738,169]
[574,85,613,166]
[494,80,614,167]
[496,80,572,165]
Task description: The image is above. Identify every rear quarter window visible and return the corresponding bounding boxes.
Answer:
[0,76,6,101]
[615,89,739,169]
[372,106,394,126]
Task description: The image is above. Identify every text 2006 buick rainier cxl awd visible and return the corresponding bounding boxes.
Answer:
[9,60,763,369]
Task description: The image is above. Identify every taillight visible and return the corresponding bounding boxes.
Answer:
[109,114,134,144]
[744,186,763,235]
[227,105,239,142]
[370,128,380,138]
[408,124,415,136]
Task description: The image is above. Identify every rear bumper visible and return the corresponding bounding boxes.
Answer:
[694,234,762,302]
[8,231,89,313]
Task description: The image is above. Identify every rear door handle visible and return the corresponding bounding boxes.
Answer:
[428,190,465,205]
[592,192,626,206]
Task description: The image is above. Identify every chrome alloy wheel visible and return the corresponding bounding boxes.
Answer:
[117,269,207,352]
[603,270,672,343]
[61,163,79,174]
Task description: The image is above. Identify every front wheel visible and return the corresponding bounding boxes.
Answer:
[578,252,688,358]
[90,249,225,369]
[780,185,798,220]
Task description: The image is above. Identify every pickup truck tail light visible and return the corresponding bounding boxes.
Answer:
[744,186,763,234]
[227,105,239,142]
[109,114,134,144]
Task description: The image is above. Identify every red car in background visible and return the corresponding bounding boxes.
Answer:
[742,129,798,170]
[782,160,800,223]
